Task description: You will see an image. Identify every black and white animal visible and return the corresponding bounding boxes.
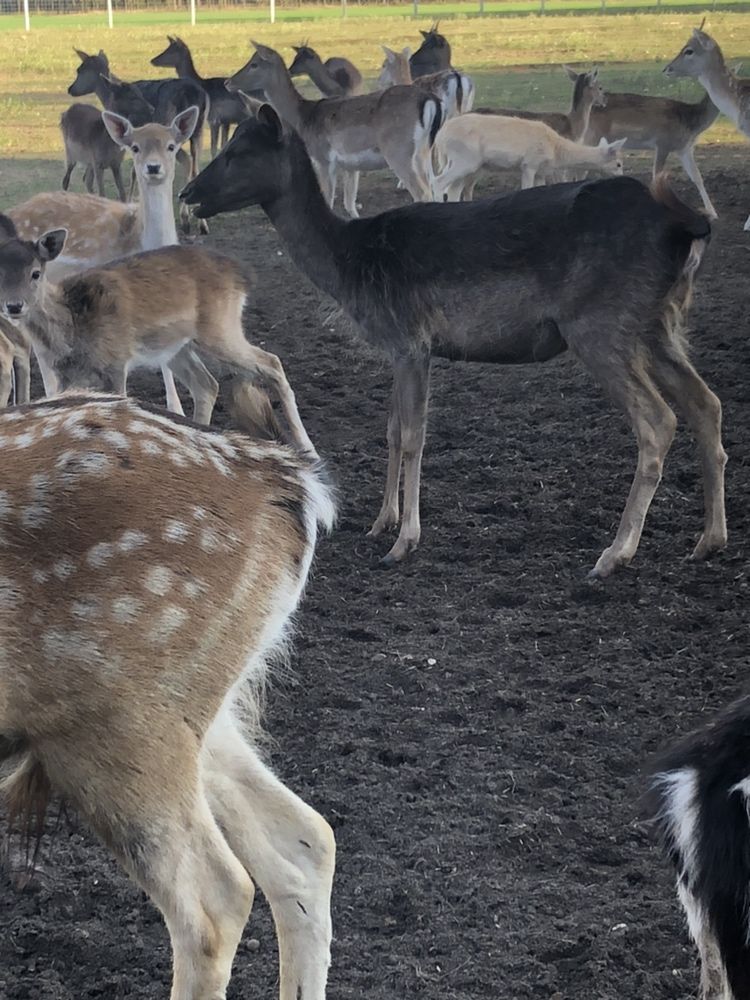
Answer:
[647,696,750,999]
[181,106,727,577]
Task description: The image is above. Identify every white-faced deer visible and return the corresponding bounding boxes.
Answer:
[289,43,363,97]
[151,35,253,158]
[476,66,606,143]
[60,103,127,201]
[0,390,335,1000]
[433,114,626,200]
[409,24,452,78]
[646,696,750,999]
[0,214,317,459]
[182,106,727,577]
[377,46,475,119]
[8,108,201,414]
[225,41,440,219]
[665,24,750,227]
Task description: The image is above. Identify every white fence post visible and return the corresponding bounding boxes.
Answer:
[190,0,196,25]
[106,0,113,29]
[23,0,30,31]
[270,0,276,23]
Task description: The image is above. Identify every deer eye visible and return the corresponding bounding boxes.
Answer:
[167,143,176,152]
[31,269,41,281]
[131,143,140,153]
[684,47,694,56]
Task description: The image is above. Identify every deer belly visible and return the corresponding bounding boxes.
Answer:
[132,334,191,369]
[433,319,567,364]
[333,148,386,171]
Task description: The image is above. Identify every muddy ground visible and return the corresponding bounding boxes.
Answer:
[2,149,750,1000]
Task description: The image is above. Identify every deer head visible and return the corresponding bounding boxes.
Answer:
[0,215,66,323]
[103,108,198,186]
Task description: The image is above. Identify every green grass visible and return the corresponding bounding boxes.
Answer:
[0,8,747,199]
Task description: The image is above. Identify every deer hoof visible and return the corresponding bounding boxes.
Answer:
[199,217,209,235]
[690,531,728,561]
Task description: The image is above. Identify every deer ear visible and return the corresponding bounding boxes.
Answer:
[36,229,67,262]
[420,29,429,39]
[74,47,89,61]
[97,50,106,60]
[609,138,627,152]
[381,45,395,58]
[402,46,412,58]
[171,105,199,143]
[102,110,134,147]
[562,64,578,81]
[257,103,284,142]
[0,214,18,242]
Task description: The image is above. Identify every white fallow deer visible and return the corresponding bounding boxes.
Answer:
[0,390,335,1000]
[225,41,441,219]
[433,113,626,201]
[7,107,200,414]
[0,214,318,459]
[665,24,750,228]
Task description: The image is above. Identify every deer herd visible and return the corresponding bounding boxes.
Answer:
[0,18,748,1000]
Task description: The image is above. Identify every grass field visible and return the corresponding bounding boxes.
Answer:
[0,9,747,199]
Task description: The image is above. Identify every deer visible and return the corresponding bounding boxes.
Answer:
[378,46,475,119]
[0,389,335,1000]
[151,35,254,158]
[0,213,317,460]
[60,103,127,201]
[182,106,728,577]
[475,67,606,144]
[8,108,202,415]
[409,24,452,79]
[665,24,750,227]
[225,41,440,219]
[289,43,363,98]
[646,695,750,999]
[432,114,626,201]
[68,47,208,231]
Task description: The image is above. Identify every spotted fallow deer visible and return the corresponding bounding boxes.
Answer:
[225,41,441,219]
[182,106,727,576]
[0,390,335,1000]
[8,108,201,414]
[665,24,750,227]
[0,214,317,459]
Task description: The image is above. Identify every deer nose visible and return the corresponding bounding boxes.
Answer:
[4,302,25,317]
[146,163,162,176]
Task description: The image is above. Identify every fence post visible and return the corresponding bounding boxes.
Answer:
[190,0,196,25]
[540,0,545,13]
[270,0,276,22]
[341,0,347,15]
[23,0,30,31]
[413,0,419,15]
[106,0,113,28]
[479,0,484,13]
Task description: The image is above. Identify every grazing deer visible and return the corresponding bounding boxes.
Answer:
[182,107,727,576]
[60,103,127,201]
[225,41,440,219]
[584,89,719,218]
[0,214,317,459]
[0,391,335,1000]
[289,43,363,97]
[432,114,626,200]
[8,108,201,414]
[151,35,253,158]
[665,24,750,227]
[646,696,750,999]
[378,46,475,119]
[409,24,452,79]
[476,67,606,143]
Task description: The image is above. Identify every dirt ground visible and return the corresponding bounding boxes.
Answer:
[2,148,750,1000]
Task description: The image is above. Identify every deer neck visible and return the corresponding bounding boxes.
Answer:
[262,135,347,300]
[136,176,179,250]
[95,75,114,108]
[176,50,203,84]
[568,87,595,143]
[263,70,306,131]
[696,49,741,124]
[555,136,605,168]
[307,59,339,96]
[24,282,72,360]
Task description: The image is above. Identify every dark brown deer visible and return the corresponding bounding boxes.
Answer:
[0,390,335,1000]
[60,103,127,200]
[182,107,727,577]
[288,43,363,97]
[151,35,254,158]
[409,24,452,79]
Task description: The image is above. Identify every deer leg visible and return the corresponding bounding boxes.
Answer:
[177,148,192,234]
[677,146,718,220]
[221,123,230,149]
[367,385,403,538]
[588,360,677,579]
[463,171,481,202]
[34,349,60,397]
[167,347,219,426]
[202,715,335,1000]
[380,353,431,566]
[210,122,219,160]
[112,161,127,202]
[652,147,669,180]
[62,161,75,191]
[12,346,31,405]
[93,162,106,198]
[160,363,185,416]
[649,341,727,561]
[342,171,360,219]
[521,164,536,189]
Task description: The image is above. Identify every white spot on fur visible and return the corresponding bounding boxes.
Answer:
[183,578,206,599]
[144,565,173,596]
[118,529,147,553]
[169,451,188,468]
[10,430,38,449]
[53,558,76,580]
[150,604,188,643]
[200,526,220,552]
[139,439,163,456]
[103,430,129,450]
[111,595,143,624]
[164,520,189,543]
[87,542,115,568]
[0,490,11,521]
[55,449,111,477]
[32,569,49,585]
[654,768,699,884]
[42,627,110,669]
[71,595,102,620]
[192,506,207,521]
